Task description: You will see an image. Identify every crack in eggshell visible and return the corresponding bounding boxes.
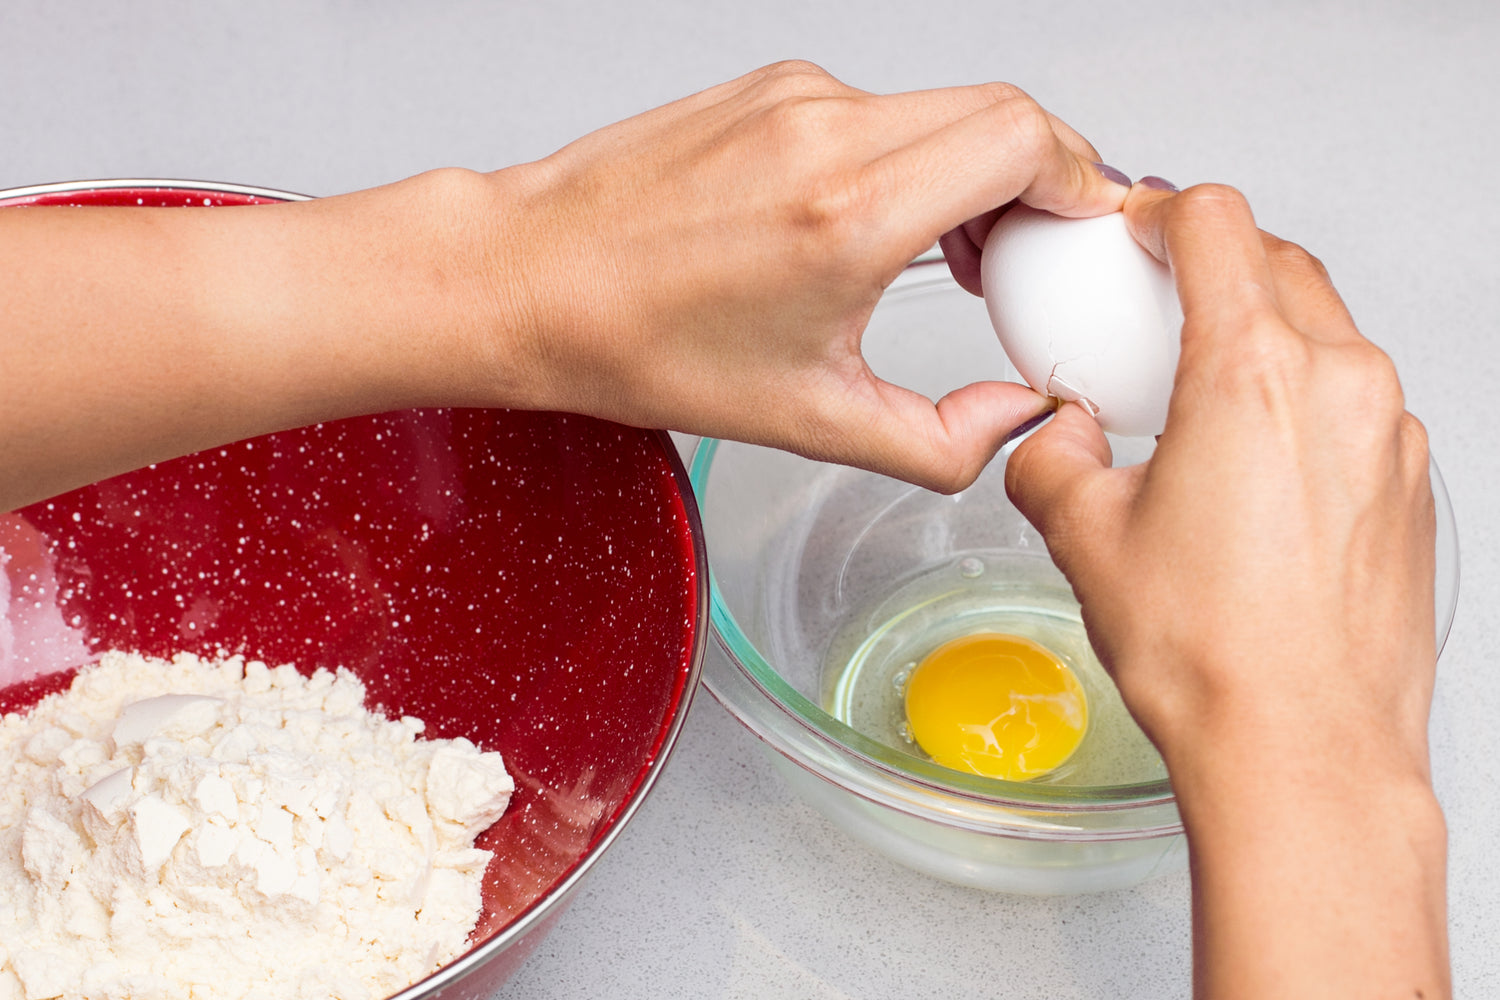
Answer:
[982,206,1181,437]
[1043,367,1100,418]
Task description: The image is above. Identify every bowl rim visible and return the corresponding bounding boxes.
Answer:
[0,177,314,204]
[690,254,1461,830]
[0,178,712,1000]
[691,436,1179,816]
[397,422,708,998]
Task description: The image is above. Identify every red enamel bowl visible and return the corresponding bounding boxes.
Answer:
[0,181,707,999]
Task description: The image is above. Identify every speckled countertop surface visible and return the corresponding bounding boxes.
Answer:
[4,2,1497,996]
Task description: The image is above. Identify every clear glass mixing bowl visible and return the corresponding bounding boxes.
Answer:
[691,253,1460,895]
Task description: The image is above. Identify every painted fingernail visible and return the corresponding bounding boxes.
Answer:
[1138,175,1179,192]
[1003,406,1056,446]
[1093,163,1132,187]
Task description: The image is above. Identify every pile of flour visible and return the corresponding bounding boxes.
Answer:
[0,651,514,1000]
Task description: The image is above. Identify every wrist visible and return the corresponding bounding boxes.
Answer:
[1180,763,1449,1000]
[1110,636,1437,802]
[1161,703,1443,854]
[355,165,540,411]
[188,167,523,418]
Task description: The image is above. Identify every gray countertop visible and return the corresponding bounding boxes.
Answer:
[4,2,1496,996]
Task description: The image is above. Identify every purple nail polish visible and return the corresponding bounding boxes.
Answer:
[1138,175,1179,192]
[1093,163,1132,187]
[1003,408,1055,446]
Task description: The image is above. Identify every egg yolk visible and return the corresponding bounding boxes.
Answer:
[903,633,1087,781]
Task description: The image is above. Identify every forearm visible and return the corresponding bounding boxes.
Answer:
[1008,184,1451,998]
[4,67,1129,510]
[0,167,526,511]
[1167,730,1449,1000]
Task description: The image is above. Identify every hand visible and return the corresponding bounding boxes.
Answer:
[1005,183,1448,998]
[0,62,1124,511]
[488,60,1128,492]
[1006,183,1436,769]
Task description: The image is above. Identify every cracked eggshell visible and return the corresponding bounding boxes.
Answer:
[981,205,1183,437]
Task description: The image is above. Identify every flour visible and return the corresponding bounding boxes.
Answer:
[0,651,515,1000]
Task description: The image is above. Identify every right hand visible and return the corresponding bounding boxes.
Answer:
[1003,183,1448,999]
[1005,182,1436,771]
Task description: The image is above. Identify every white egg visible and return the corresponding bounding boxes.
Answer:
[981,206,1183,437]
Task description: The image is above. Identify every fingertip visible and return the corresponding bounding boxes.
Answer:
[915,380,1055,492]
[938,227,984,297]
[803,378,1052,495]
[1124,182,1276,329]
[877,95,1123,250]
[1004,401,1113,530]
[1002,396,1060,447]
[1027,150,1130,219]
[961,206,1005,264]
[1093,162,1132,188]
[1123,182,1176,262]
[947,205,1011,299]
[1023,400,1114,468]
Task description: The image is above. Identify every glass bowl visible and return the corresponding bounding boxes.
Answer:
[0,182,708,998]
[691,253,1459,895]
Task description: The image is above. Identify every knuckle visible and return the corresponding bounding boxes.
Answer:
[1264,234,1335,289]
[1192,316,1312,408]
[793,169,879,248]
[973,80,1029,107]
[767,58,830,78]
[1178,182,1249,209]
[1400,411,1430,457]
[1224,317,1311,382]
[753,59,838,99]
[921,461,975,496]
[1322,336,1396,387]
[1170,183,1254,228]
[1399,412,1432,478]
[918,433,993,495]
[761,92,841,148]
[994,94,1056,154]
[1345,341,1405,411]
[1358,338,1402,386]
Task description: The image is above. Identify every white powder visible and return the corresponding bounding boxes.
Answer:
[0,651,514,1000]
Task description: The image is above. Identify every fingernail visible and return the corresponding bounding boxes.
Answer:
[1138,175,1179,192]
[1093,163,1132,187]
[1003,406,1055,446]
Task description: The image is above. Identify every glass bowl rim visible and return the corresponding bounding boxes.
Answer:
[690,436,1179,814]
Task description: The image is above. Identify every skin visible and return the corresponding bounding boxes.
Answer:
[1005,184,1448,1000]
[0,61,1125,512]
[0,61,1449,999]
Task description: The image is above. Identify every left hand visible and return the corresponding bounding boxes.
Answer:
[0,62,1127,510]
[484,60,1128,491]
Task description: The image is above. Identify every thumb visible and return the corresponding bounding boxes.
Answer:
[1004,402,1117,554]
[819,377,1053,494]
